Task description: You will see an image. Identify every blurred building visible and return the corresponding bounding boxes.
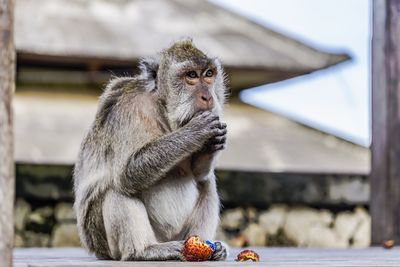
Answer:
[14,0,368,171]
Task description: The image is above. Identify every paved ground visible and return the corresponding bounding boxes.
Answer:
[14,247,400,267]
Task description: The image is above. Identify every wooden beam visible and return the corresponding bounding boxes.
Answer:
[0,0,15,265]
[371,0,400,245]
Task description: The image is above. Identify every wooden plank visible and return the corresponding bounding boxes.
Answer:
[0,0,16,266]
[371,0,400,245]
[13,247,400,267]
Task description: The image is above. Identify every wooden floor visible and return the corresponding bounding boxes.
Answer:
[14,247,400,267]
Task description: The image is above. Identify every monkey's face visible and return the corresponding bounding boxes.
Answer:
[170,59,225,127]
[158,41,226,129]
[183,64,217,111]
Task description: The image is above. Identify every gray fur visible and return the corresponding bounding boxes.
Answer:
[73,40,228,261]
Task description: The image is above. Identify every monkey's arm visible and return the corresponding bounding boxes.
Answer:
[191,123,226,180]
[191,153,219,181]
[120,112,222,194]
[122,130,201,192]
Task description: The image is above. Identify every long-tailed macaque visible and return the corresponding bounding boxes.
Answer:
[73,40,228,261]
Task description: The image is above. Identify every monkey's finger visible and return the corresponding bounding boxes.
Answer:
[177,253,186,261]
[211,242,227,261]
[211,127,227,137]
[212,122,227,130]
[192,110,210,122]
[209,144,225,152]
[200,111,219,121]
[212,247,227,261]
[207,115,220,124]
[199,110,215,119]
[216,127,227,136]
[193,110,205,118]
[214,241,222,251]
[211,136,226,144]
[209,119,223,129]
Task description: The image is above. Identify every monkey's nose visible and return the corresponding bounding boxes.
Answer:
[201,95,212,102]
[199,93,214,110]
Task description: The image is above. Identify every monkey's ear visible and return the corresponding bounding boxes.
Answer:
[139,57,159,90]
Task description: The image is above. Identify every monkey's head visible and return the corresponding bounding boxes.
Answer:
[156,40,227,129]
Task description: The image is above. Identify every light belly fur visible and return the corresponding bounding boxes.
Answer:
[141,174,199,241]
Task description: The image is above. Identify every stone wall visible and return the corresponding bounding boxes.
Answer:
[217,171,369,206]
[217,205,370,248]
[16,165,369,206]
[14,199,370,248]
[14,199,79,247]
[14,164,370,248]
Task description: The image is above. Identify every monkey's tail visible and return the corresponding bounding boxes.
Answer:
[75,188,112,260]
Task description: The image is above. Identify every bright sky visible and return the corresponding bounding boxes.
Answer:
[211,0,371,147]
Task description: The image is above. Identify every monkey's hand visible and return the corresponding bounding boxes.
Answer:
[184,111,224,146]
[202,122,227,153]
[211,241,228,261]
[188,112,226,180]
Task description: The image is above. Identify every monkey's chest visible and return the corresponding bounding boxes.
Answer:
[141,174,199,240]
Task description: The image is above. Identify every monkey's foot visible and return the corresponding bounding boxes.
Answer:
[210,241,228,261]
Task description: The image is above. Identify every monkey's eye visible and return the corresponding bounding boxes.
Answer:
[187,71,198,79]
[205,69,213,77]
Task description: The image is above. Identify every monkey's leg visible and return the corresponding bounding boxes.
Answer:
[179,178,228,261]
[103,191,183,261]
[134,241,184,261]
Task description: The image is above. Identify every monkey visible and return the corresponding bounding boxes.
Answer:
[73,40,228,261]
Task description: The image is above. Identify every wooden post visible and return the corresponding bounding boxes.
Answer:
[0,0,15,265]
[371,0,400,245]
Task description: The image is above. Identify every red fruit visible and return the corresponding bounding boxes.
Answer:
[236,249,260,262]
[383,240,395,249]
[182,235,213,261]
